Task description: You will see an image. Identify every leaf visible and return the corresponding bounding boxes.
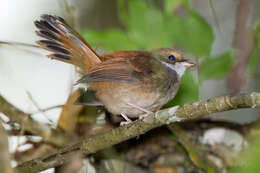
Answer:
[228,133,260,173]
[248,21,260,74]
[164,0,184,14]
[248,44,260,74]
[199,51,234,82]
[165,12,214,57]
[126,0,169,49]
[84,0,214,57]
[83,29,138,51]
[124,0,214,56]
[165,71,199,107]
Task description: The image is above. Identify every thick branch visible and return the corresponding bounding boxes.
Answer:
[16,93,260,173]
[0,95,74,147]
[227,0,253,92]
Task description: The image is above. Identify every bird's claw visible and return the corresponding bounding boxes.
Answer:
[120,113,133,126]
[120,120,133,126]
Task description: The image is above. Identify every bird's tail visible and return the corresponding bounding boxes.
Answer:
[34,14,101,72]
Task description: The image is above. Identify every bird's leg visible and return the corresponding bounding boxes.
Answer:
[120,113,133,126]
[138,113,150,120]
[126,102,153,120]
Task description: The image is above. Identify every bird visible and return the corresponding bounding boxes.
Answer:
[34,14,195,125]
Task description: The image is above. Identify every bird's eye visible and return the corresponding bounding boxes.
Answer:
[168,55,176,61]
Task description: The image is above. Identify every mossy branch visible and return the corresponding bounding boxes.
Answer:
[15,92,260,173]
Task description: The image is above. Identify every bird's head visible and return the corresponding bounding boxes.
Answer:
[153,48,195,76]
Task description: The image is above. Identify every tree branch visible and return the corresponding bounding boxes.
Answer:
[227,0,253,93]
[16,92,260,173]
[0,95,74,147]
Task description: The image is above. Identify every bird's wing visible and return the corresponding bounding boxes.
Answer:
[35,14,101,71]
[77,52,153,83]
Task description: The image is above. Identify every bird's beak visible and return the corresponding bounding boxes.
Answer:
[182,60,195,68]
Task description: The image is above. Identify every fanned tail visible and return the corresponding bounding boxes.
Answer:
[34,14,101,71]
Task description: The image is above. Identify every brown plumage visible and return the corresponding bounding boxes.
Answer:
[35,14,194,124]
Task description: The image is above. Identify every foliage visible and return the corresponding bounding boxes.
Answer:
[248,21,260,74]
[227,133,260,173]
[84,0,213,56]
[82,0,237,105]
[165,71,199,107]
[239,138,260,173]
[200,51,234,82]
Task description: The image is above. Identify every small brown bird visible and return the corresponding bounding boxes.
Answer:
[35,14,194,125]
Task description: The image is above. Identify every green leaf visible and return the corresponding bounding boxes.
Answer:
[117,0,214,53]
[165,12,214,57]
[249,44,260,74]
[165,71,199,107]
[199,52,234,82]
[126,1,170,49]
[164,0,184,15]
[83,29,138,51]
[248,21,260,73]
[83,0,214,58]
[228,133,260,173]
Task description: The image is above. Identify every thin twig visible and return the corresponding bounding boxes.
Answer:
[209,0,221,32]
[26,91,55,125]
[0,40,43,57]
[30,104,63,114]
[0,40,40,48]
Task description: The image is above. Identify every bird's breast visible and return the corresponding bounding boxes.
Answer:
[90,69,180,117]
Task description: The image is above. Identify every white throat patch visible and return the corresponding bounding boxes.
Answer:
[161,62,187,77]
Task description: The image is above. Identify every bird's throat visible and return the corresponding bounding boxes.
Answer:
[161,61,186,77]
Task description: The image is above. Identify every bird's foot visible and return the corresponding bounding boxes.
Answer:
[120,121,132,126]
[138,112,153,120]
[120,113,133,126]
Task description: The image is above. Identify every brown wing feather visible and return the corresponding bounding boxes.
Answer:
[35,14,101,71]
[101,50,153,72]
[77,58,135,83]
[77,52,154,83]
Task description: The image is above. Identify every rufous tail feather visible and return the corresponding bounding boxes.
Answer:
[35,14,101,72]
